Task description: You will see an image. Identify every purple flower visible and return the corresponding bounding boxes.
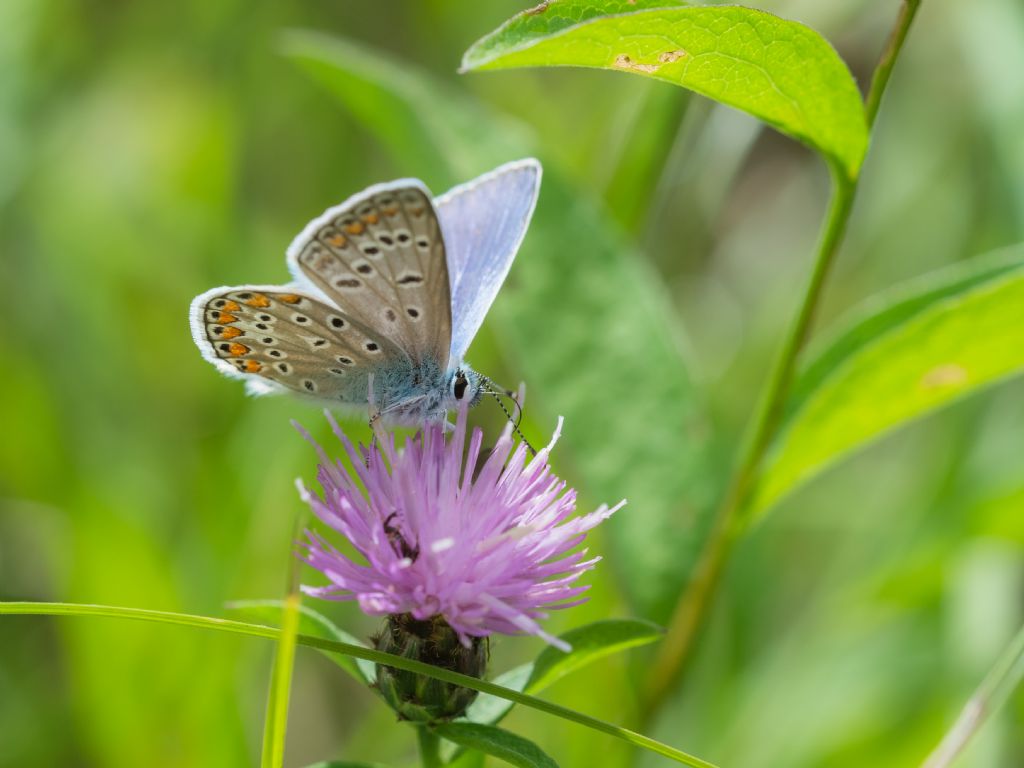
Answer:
[296,407,622,652]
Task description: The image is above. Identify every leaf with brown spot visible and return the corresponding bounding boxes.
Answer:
[461,1,867,178]
[752,245,1024,519]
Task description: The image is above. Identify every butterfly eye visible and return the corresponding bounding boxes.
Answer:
[453,372,469,401]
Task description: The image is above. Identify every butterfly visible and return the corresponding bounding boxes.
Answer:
[189,158,541,425]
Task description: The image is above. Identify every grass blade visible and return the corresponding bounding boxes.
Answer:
[921,621,1024,768]
[261,593,301,768]
[0,601,717,768]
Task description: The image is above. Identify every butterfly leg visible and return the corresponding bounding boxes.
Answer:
[365,371,385,465]
[366,408,385,466]
[368,408,384,429]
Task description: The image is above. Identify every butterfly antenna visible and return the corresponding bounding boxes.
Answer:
[481,377,536,456]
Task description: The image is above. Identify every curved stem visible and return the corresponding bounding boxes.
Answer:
[0,601,718,768]
[643,170,854,717]
[642,0,922,719]
[866,0,922,129]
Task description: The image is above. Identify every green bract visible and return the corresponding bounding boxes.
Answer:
[375,615,488,723]
[462,2,868,178]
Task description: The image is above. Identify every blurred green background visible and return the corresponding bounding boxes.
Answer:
[2,0,1023,766]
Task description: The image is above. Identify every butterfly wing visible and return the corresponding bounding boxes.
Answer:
[285,180,451,368]
[435,158,541,363]
[189,285,404,405]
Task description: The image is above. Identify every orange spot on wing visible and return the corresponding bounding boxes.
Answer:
[245,293,271,308]
[382,206,399,217]
[228,342,250,356]
[410,207,424,217]
[216,312,238,323]
[279,294,301,304]
[219,326,242,339]
[361,212,379,225]
[345,221,365,235]
[222,300,241,312]
[327,234,347,248]
[243,360,262,373]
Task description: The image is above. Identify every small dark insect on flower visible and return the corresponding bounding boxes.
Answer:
[383,512,419,561]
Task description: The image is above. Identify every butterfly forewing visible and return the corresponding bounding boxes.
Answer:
[194,287,402,403]
[288,184,452,368]
[436,159,541,363]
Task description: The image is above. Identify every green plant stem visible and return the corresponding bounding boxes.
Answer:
[642,0,922,719]
[866,0,921,129]
[642,170,854,717]
[0,601,718,768]
[261,593,301,768]
[417,726,443,768]
[261,513,306,768]
[921,621,1024,768]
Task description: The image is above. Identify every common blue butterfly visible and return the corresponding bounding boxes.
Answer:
[189,158,541,425]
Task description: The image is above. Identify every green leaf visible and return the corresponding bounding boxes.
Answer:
[446,621,661,762]
[228,599,375,685]
[302,763,389,768]
[447,750,487,768]
[442,664,533,765]
[462,2,868,178]
[789,246,1024,413]
[448,618,661,764]
[527,619,663,693]
[435,724,559,768]
[461,663,534,726]
[752,245,1024,517]
[282,31,720,622]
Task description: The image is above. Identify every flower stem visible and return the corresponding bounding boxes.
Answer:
[0,601,719,768]
[642,0,922,719]
[920,621,1024,768]
[417,726,443,768]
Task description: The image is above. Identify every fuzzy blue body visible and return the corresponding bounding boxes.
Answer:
[365,359,483,425]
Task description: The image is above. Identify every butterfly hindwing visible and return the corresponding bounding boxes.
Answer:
[286,182,452,368]
[190,286,403,404]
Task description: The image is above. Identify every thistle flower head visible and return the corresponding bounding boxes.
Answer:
[297,406,621,652]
